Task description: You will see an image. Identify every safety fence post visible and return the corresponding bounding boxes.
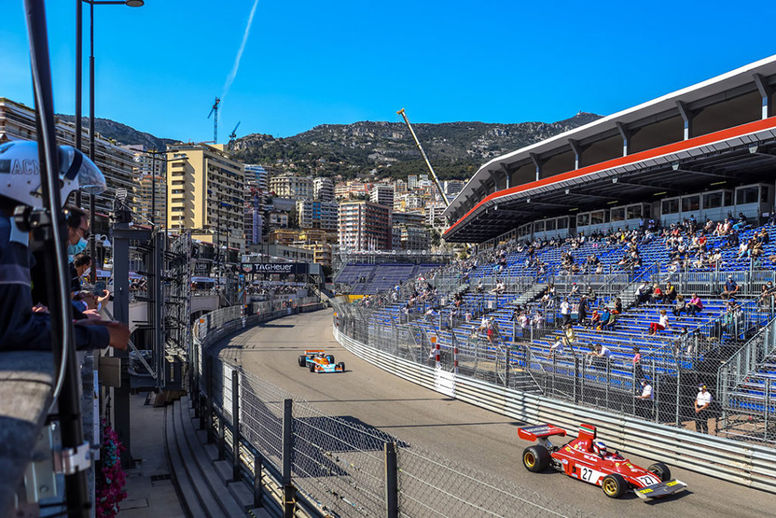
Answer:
[573,357,579,404]
[218,418,225,460]
[232,369,241,481]
[504,346,510,388]
[282,398,296,518]
[765,379,771,443]
[453,333,459,375]
[384,442,399,518]
[205,356,214,442]
[675,366,681,426]
[253,450,264,508]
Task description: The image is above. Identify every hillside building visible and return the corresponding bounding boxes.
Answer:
[370,183,395,209]
[313,177,335,201]
[270,173,313,199]
[245,164,269,192]
[295,199,339,230]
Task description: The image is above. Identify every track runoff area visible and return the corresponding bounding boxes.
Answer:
[219,308,775,518]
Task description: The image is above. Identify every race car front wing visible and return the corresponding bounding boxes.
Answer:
[634,479,687,500]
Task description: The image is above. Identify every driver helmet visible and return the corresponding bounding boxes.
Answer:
[593,440,607,457]
[0,141,106,209]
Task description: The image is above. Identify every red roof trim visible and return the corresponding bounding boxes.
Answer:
[444,116,776,237]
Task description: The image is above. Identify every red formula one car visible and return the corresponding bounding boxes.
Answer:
[518,423,687,500]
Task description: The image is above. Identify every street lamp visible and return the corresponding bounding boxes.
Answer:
[75,0,144,283]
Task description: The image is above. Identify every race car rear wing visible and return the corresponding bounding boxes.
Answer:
[518,424,567,442]
[304,349,325,355]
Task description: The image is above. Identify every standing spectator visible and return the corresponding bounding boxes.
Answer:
[635,378,654,419]
[721,275,739,299]
[648,309,671,335]
[577,295,588,325]
[694,383,713,434]
[587,343,611,369]
[70,253,92,295]
[560,297,571,325]
[548,336,564,358]
[563,323,576,353]
[632,346,645,380]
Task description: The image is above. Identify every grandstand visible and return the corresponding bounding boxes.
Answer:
[339,55,776,444]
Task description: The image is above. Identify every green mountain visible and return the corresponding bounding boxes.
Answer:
[229,112,601,180]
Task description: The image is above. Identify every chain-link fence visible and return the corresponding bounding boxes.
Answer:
[194,305,587,517]
[334,298,776,447]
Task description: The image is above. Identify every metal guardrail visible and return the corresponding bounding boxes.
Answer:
[334,325,776,494]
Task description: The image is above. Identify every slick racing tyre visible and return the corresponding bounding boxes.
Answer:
[522,445,550,473]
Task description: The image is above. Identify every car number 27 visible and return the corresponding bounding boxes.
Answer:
[579,466,603,483]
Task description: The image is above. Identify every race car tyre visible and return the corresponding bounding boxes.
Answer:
[298,355,306,367]
[522,445,550,473]
[309,363,315,372]
[647,462,671,482]
[326,355,335,364]
[337,362,346,371]
[601,473,627,498]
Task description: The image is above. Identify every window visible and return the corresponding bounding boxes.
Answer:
[610,207,625,222]
[557,217,568,229]
[703,192,723,209]
[682,195,700,212]
[736,186,759,205]
[662,198,679,215]
[762,185,771,203]
[545,219,556,231]
[590,210,605,225]
[577,213,590,226]
[626,205,642,219]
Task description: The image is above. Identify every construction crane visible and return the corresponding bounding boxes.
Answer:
[207,97,220,143]
[228,121,241,144]
[396,108,450,208]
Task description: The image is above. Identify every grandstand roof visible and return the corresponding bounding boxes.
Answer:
[444,55,776,242]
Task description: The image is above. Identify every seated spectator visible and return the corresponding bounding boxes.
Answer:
[721,275,739,299]
[598,307,612,330]
[648,309,670,335]
[651,283,664,304]
[70,253,92,295]
[613,297,623,314]
[687,293,704,315]
[673,294,687,317]
[589,309,600,328]
[664,282,677,303]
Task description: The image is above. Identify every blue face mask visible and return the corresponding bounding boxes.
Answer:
[68,238,88,262]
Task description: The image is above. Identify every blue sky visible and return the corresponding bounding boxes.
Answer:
[1,1,775,142]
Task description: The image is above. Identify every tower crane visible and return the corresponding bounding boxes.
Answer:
[228,121,241,144]
[207,97,220,143]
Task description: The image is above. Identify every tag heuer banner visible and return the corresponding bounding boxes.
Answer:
[241,263,309,275]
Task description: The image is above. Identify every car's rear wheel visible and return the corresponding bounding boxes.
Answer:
[309,363,315,372]
[648,462,671,482]
[601,473,627,498]
[298,355,306,367]
[522,445,550,473]
[337,362,346,371]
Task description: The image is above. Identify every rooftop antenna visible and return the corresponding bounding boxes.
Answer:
[207,97,220,143]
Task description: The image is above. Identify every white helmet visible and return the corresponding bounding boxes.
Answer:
[0,141,106,208]
[593,440,607,457]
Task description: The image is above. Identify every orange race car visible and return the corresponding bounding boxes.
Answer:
[297,349,346,373]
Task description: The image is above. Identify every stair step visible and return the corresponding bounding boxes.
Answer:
[177,397,247,517]
[164,404,208,518]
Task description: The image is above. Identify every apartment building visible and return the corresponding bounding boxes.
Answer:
[313,177,334,201]
[370,183,395,209]
[295,199,339,230]
[0,97,136,215]
[338,201,392,251]
[166,143,245,250]
[270,173,313,199]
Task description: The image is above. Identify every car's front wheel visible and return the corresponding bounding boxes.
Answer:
[337,362,346,372]
[298,355,306,367]
[647,462,671,482]
[522,445,550,473]
[601,473,627,498]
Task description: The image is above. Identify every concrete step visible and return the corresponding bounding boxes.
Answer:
[177,397,247,517]
[164,405,207,518]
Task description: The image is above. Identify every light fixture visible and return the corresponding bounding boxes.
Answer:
[710,181,727,186]
[125,0,144,6]
[607,200,618,205]
[653,191,667,196]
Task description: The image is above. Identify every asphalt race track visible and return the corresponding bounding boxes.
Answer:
[218,309,775,518]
